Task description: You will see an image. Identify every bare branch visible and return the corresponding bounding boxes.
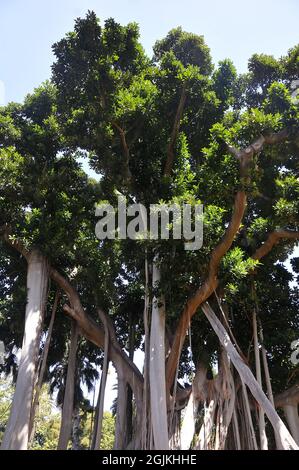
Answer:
[98,307,117,343]
[166,190,247,388]
[50,267,143,392]
[226,144,242,161]
[252,229,299,261]
[227,129,291,159]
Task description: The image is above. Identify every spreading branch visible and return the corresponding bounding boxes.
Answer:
[166,128,295,389]
[227,128,290,163]
[0,230,143,399]
[166,190,247,388]
[252,229,299,261]
[50,268,143,396]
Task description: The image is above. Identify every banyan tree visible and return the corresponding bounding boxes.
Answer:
[0,11,299,450]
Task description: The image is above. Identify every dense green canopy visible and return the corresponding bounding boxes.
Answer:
[0,11,298,450]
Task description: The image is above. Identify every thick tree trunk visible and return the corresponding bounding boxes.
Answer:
[283,405,299,445]
[259,321,283,449]
[241,381,258,449]
[275,384,299,445]
[114,371,128,449]
[253,310,268,449]
[126,313,135,443]
[149,258,169,450]
[232,408,241,450]
[238,386,255,449]
[219,352,236,449]
[71,406,81,450]
[142,255,151,449]
[180,392,196,450]
[29,290,59,443]
[57,320,79,450]
[1,250,48,450]
[202,302,299,450]
[196,399,217,449]
[92,315,109,450]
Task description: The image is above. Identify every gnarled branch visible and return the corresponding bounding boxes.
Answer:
[227,128,295,176]
[227,128,290,161]
[0,230,143,401]
[166,190,247,388]
[50,268,143,397]
[166,128,296,389]
[252,229,299,261]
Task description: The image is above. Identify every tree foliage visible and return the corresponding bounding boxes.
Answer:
[0,11,299,450]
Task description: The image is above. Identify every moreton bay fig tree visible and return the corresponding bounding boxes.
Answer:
[0,11,299,450]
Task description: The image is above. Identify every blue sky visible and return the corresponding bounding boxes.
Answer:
[0,0,299,104]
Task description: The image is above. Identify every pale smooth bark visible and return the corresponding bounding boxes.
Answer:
[1,250,48,450]
[232,408,241,450]
[149,258,169,450]
[219,354,236,449]
[202,302,299,450]
[57,321,79,450]
[92,312,109,450]
[29,290,59,442]
[114,372,127,449]
[142,256,151,450]
[196,399,217,449]
[275,383,299,408]
[241,381,258,450]
[253,310,268,449]
[239,386,254,449]
[71,406,81,450]
[1,232,144,418]
[126,314,135,443]
[259,322,283,449]
[180,391,196,450]
[283,405,299,445]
